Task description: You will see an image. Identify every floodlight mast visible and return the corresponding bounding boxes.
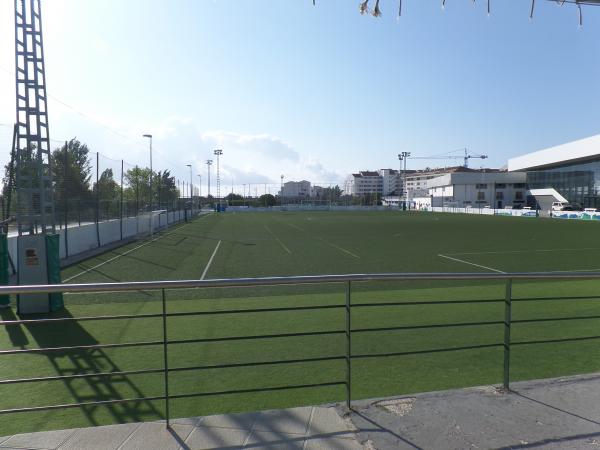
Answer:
[142,134,153,207]
[14,0,55,236]
[206,160,213,203]
[197,174,202,206]
[186,164,193,209]
[398,152,411,209]
[213,150,223,210]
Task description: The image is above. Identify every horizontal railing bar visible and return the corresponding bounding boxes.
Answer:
[166,304,345,318]
[512,296,600,303]
[168,330,345,345]
[0,368,165,385]
[168,355,347,373]
[512,335,600,346]
[3,271,600,295]
[0,340,163,356]
[0,313,163,326]
[0,395,166,415]
[352,343,503,359]
[169,381,347,400]
[352,320,504,333]
[352,299,504,307]
[513,315,600,324]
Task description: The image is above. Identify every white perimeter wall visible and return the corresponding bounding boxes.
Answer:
[8,209,194,271]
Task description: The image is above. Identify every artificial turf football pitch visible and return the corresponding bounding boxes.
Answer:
[3,210,600,434]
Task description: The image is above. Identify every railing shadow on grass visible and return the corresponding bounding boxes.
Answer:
[2,306,163,429]
[3,272,600,436]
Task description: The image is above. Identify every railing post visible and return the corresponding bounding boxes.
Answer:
[161,288,170,428]
[503,278,512,390]
[345,280,352,409]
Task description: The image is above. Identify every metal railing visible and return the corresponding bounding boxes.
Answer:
[2,271,600,429]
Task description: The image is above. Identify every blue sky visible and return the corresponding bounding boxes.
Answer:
[0,0,599,192]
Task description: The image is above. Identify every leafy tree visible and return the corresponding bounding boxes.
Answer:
[93,168,120,219]
[2,145,38,218]
[51,139,93,206]
[259,194,276,207]
[315,185,342,201]
[123,167,153,210]
[156,170,179,206]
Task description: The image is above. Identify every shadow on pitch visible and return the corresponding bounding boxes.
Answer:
[21,307,163,427]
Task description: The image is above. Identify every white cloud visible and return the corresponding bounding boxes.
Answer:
[201,130,299,162]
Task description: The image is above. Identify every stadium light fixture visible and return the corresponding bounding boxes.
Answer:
[206,160,213,201]
[142,134,153,208]
[214,150,223,210]
[186,164,193,202]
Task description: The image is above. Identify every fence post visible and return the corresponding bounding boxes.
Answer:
[63,141,69,258]
[95,152,100,248]
[345,280,352,409]
[135,165,139,235]
[503,278,512,390]
[120,160,124,241]
[162,288,170,428]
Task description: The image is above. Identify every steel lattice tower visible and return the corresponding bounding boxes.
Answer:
[214,149,222,207]
[14,0,55,235]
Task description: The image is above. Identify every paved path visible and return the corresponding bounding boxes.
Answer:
[4,373,600,449]
[0,406,362,450]
[348,373,600,450]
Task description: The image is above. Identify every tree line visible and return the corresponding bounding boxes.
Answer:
[2,138,181,221]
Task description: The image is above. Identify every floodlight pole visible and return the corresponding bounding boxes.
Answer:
[206,160,213,204]
[281,175,284,206]
[143,134,153,236]
[186,164,193,208]
[197,174,202,208]
[214,150,223,210]
[398,152,411,210]
[143,134,153,208]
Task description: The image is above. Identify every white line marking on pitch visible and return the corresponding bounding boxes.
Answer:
[438,254,505,273]
[447,247,600,256]
[65,236,164,283]
[64,215,210,283]
[284,222,305,232]
[264,225,292,254]
[201,240,222,280]
[318,238,360,259]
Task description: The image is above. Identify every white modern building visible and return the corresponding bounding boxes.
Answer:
[428,171,527,209]
[350,171,384,196]
[279,180,311,198]
[405,167,477,198]
[349,169,417,196]
[508,134,600,209]
[379,169,401,196]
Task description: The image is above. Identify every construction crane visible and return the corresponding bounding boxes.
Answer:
[411,148,488,169]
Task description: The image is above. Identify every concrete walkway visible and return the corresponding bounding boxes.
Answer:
[3,373,600,449]
[0,406,362,450]
[348,373,600,450]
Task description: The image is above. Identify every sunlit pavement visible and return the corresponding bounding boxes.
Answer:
[3,373,600,449]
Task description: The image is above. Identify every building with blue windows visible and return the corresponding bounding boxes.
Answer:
[508,134,600,209]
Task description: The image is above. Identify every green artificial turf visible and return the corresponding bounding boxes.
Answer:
[2,211,600,434]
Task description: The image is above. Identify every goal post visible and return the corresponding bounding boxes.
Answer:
[137,209,169,240]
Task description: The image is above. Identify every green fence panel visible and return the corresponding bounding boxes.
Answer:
[46,234,63,311]
[0,234,9,306]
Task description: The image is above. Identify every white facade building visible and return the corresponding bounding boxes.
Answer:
[350,171,384,196]
[428,171,527,209]
[405,167,472,198]
[279,180,311,198]
[349,169,409,196]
